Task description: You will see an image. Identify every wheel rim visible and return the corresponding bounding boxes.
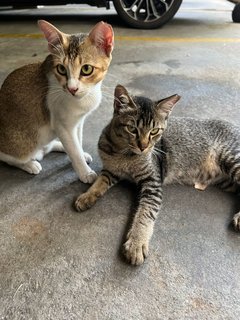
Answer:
[119,0,176,23]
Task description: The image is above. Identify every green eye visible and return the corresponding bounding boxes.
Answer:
[81,65,94,76]
[150,128,160,135]
[56,64,67,75]
[127,126,137,134]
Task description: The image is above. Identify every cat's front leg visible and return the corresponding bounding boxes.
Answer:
[77,118,93,165]
[124,222,153,266]
[56,126,97,184]
[75,170,118,211]
[123,178,163,265]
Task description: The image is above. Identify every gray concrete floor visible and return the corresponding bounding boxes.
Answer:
[0,0,240,319]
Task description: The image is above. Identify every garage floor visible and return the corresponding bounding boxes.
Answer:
[0,1,240,319]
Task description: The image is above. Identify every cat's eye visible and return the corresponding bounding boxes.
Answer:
[56,64,67,76]
[150,128,160,135]
[81,65,94,76]
[126,126,137,134]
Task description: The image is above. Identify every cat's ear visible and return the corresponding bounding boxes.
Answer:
[38,20,67,53]
[156,94,181,117]
[88,21,114,57]
[114,85,134,113]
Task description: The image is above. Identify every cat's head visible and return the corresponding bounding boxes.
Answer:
[38,20,114,99]
[112,85,180,155]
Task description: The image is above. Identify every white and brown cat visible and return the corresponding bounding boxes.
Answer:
[0,20,114,183]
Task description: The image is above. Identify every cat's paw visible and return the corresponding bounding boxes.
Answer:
[233,212,240,231]
[79,170,97,184]
[84,152,93,164]
[123,230,149,266]
[75,192,97,212]
[22,160,42,175]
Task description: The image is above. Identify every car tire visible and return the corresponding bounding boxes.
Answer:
[113,0,183,29]
[232,3,240,22]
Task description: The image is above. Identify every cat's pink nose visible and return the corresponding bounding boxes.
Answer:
[139,143,148,151]
[67,87,78,95]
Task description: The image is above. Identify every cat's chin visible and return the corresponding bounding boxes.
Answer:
[131,148,152,156]
[65,90,86,100]
[73,94,84,100]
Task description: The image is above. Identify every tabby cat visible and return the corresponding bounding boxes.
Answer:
[0,20,114,183]
[75,84,240,265]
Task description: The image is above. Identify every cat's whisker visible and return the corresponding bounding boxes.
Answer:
[102,86,118,93]
[102,92,121,103]
[153,147,166,155]
[101,94,113,101]
[104,72,119,80]
[101,96,112,103]
[102,86,117,90]
[102,84,118,90]
[22,87,62,107]
[48,93,63,102]
[151,150,160,159]
[36,83,62,93]
[102,94,114,100]
[101,91,116,97]
[103,86,113,96]
[48,91,64,105]
[47,86,63,92]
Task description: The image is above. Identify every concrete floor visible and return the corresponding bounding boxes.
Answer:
[0,0,240,319]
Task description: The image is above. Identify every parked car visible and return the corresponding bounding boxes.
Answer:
[232,3,240,22]
[0,0,183,29]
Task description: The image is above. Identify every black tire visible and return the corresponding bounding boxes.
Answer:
[113,0,182,29]
[232,3,240,22]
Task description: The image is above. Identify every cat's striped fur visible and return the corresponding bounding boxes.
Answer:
[75,84,240,265]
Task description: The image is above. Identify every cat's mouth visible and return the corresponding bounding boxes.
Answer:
[130,146,152,155]
[65,87,86,99]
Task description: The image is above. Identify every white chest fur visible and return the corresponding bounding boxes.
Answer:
[46,74,102,129]
[35,74,103,183]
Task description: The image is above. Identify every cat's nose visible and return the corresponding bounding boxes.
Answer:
[67,87,78,95]
[139,143,148,151]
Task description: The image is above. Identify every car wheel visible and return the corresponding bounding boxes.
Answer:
[113,0,183,29]
[232,3,240,22]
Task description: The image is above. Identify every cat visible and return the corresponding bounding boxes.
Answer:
[74,84,240,265]
[0,19,114,183]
